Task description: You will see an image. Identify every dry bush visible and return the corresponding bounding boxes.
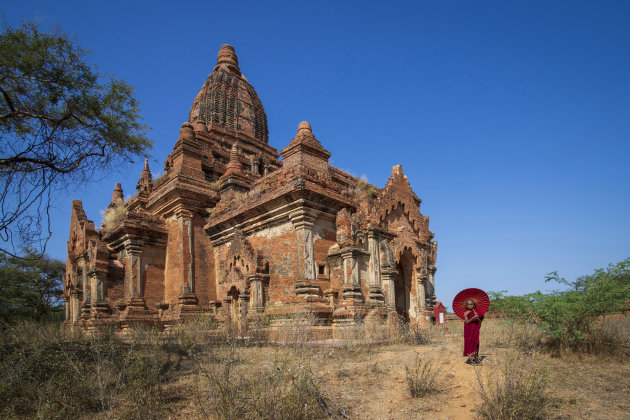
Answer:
[0,321,177,420]
[0,322,101,419]
[482,318,543,352]
[246,313,272,344]
[193,345,342,420]
[208,181,220,191]
[580,316,630,358]
[152,174,166,186]
[275,309,317,347]
[475,354,551,420]
[334,316,434,349]
[336,318,367,344]
[481,315,630,358]
[102,198,127,233]
[96,325,171,419]
[405,353,441,398]
[168,313,219,352]
[404,322,433,344]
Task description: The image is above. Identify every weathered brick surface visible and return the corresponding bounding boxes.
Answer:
[63,44,438,331]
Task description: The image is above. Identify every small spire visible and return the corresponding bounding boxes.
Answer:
[298,121,312,132]
[222,142,245,176]
[392,164,403,176]
[136,159,153,193]
[110,182,124,205]
[280,121,330,170]
[218,141,251,192]
[230,142,239,159]
[214,44,241,75]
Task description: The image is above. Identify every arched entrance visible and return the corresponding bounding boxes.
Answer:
[395,249,414,321]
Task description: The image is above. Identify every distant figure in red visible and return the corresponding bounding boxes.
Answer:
[463,298,483,364]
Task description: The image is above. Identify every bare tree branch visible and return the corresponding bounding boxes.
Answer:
[0,20,152,258]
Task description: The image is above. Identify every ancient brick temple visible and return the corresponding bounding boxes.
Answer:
[63,45,437,331]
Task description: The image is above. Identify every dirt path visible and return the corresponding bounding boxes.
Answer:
[315,336,484,419]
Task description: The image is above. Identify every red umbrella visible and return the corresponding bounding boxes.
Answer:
[452,288,489,319]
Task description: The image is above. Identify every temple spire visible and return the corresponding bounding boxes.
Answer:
[136,159,153,194]
[219,142,251,193]
[109,182,124,208]
[214,44,241,76]
[280,121,331,171]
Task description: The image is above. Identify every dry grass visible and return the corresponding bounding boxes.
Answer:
[0,322,177,419]
[481,318,543,352]
[207,181,220,191]
[474,353,551,420]
[405,353,441,398]
[479,315,630,359]
[274,309,318,347]
[101,198,126,233]
[336,316,435,347]
[192,344,342,419]
[579,316,630,358]
[2,315,628,419]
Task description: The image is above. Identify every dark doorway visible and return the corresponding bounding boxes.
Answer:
[227,286,240,323]
[395,249,414,321]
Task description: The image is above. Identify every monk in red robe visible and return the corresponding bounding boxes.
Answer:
[463,298,483,364]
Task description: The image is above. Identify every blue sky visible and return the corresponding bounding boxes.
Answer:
[3,1,629,310]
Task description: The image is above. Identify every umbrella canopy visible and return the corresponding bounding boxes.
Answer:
[452,288,489,319]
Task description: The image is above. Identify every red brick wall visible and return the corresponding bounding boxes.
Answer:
[164,218,182,306]
[194,216,216,307]
[142,245,166,309]
[249,228,298,304]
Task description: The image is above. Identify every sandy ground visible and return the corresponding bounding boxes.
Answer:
[312,340,478,419]
[165,323,630,419]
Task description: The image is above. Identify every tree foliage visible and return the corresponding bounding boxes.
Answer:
[0,21,152,256]
[488,258,630,349]
[0,249,65,322]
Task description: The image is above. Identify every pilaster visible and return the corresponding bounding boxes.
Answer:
[381,268,397,312]
[248,274,264,312]
[417,275,427,312]
[176,209,198,306]
[367,230,384,302]
[70,289,82,323]
[289,209,322,300]
[89,269,110,318]
[341,248,364,303]
[79,254,91,319]
[125,242,144,298]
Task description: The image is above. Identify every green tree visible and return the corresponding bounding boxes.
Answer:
[490,257,630,349]
[0,250,65,322]
[0,21,152,257]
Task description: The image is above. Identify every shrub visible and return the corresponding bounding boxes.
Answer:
[488,258,630,352]
[481,318,543,352]
[194,345,341,419]
[102,198,127,233]
[581,315,630,358]
[405,354,440,398]
[0,322,100,419]
[0,321,176,419]
[275,309,317,347]
[475,354,551,420]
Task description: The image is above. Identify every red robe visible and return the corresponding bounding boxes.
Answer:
[463,311,483,357]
